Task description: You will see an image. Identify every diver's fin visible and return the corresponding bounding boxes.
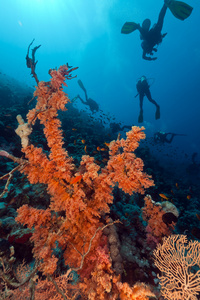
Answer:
[155,106,160,120]
[138,111,143,123]
[165,0,193,21]
[77,80,87,92]
[121,22,138,34]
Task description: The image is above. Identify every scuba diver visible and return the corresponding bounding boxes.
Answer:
[154,131,187,144]
[121,0,193,61]
[136,76,160,123]
[72,79,99,113]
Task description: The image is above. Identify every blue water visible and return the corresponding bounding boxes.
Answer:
[0,0,200,157]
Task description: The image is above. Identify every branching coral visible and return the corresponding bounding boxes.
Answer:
[154,234,200,300]
[117,281,156,300]
[107,128,154,195]
[142,195,176,245]
[1,64,155,298]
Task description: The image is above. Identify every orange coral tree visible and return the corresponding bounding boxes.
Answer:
[142,195,174,245]
[14,64,154,297]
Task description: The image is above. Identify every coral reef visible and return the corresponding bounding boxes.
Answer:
[154,235,200,300]
[0,64,155,299]
[1,62,200,299]
[142,195,177,245]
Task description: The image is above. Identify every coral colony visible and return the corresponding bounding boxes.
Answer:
[0,64,200,299]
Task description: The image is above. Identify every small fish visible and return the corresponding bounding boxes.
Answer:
[84,145,87,153]
[175,183,179,189]
[72,128,77,131]
[97,146,101,151]
[171,189,174,195]
[74,140,76,145]
[95,160,101,165]
[187,195,191,200]
[4,114,12,117]
[102,158,108,162]
[159,193,169,200]
[70,175,82,185]
[6,125,13,129]
[104,142,110,147]
[5,197,16,207]
[93,151,98,154]
[196,214,200,221]
[100,148,107,151]
[81,139,86,144]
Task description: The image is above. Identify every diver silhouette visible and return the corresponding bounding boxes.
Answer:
[121,0,193,60]
[154,131,187,144]
[136,76,160,123]
[73,80,99,113]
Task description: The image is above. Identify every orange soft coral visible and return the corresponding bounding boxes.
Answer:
[79,244,119,300]
[142,195,175,245]
[13,64,154,298]
[107,127,154,195]
[117,282,156,300]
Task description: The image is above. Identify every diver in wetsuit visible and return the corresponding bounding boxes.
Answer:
[121,0,193,60]
[136,76,160,123]
[137,3,168,61]
[154,131,186,144]
[75,79,99,113]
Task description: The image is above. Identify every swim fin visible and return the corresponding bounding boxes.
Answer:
[78,79,87,92]
[138,111,143,123]
[121,22,139,34]
[155,106,160,120]
[165,0,193,21]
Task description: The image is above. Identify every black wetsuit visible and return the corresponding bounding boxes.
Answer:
[136,79,159,112]
[154,132,176,144]
[138,4,167,60]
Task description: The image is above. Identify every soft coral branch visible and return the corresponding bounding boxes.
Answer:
[2,63,155,298]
